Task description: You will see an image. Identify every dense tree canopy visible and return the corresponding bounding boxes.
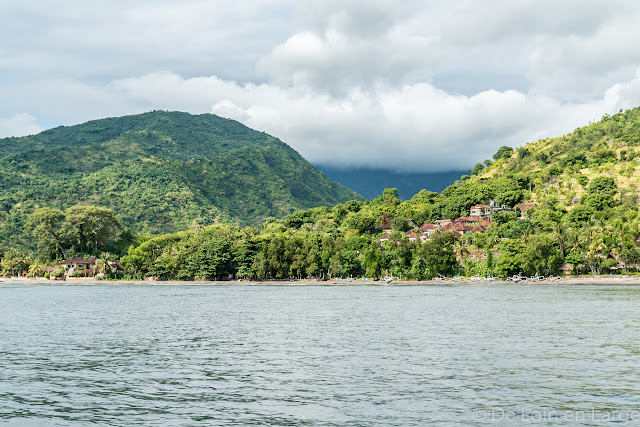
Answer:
[8,108,640,280]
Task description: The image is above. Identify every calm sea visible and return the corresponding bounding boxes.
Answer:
[1,284,639,426]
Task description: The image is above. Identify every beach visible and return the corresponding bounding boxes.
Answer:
[3,275,640,286]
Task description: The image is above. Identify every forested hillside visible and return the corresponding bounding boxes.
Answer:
[0,111,360,248]
[106,107,640,280]
[474,106,640,203]
[6,107,640,281]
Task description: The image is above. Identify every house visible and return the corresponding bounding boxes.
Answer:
[470,200,512,218]
[490,201,512,215]
[434,219,453,228]
[558,264,573,275]
[379,232,392,242]
[455,216,484,225]
[107,259,124,273]
[431,230,463,240]
[444,222,476,235]
[470,204,491,217]
[470,220,493,233]
[60,256,97,278]
[405,230,420,241]
[419,223,438,237]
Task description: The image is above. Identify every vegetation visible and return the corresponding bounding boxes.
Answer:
[5,107,640,280]
[0,111,360,250]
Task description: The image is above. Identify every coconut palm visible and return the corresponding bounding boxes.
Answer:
[28,261,42,277]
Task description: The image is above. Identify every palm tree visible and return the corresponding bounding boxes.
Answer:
[454,239,471,267]
[551,222,569,259]
[2,248,21,277]
[28,261,42,278]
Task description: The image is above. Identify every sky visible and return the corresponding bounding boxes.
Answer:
[3,0,640,172]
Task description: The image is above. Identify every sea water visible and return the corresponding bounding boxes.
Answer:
[1,284,639,426]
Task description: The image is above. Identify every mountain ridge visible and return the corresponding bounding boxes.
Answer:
[0,111,360,247]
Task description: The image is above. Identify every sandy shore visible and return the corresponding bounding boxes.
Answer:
[3,275,640,286]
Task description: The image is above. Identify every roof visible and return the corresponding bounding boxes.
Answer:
[435,219,452,224]
[440,223,455,232]
[420,223,438,231]
[514,203,536,211]
[471,204,490,209]
[454,224,476,232]
[61,256,89,264]
[456,216,483,222]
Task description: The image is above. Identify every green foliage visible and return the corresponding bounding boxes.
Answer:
[416,232,458,279]
[0,111,360,250]
[587,176,617,195]
[13,108,640,280]
[493,146,514,161]
[345,213,378,235]
[582,193,614,210]
[25,206,123,259]
[566,205,595,227]
[184,237,234,280]
[517,147,530,159]
[495,239,526,277]
[382,188,400,207]
[471,163,485,175]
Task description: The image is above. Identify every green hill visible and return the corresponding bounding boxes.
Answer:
[0,111,360,247]
[474,107,640,205]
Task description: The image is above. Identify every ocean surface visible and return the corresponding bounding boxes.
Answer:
[1,284,640,426]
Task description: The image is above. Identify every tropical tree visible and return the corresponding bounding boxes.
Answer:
[24,207,67,259]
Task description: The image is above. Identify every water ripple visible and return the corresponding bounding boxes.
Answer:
[1,284,639,425]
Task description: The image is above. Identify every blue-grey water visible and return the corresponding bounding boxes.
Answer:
[1,284,640,426]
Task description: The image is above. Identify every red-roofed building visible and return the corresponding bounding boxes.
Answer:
[405,230,421,241]
[456,216,484,225]
[470,200,512,218]
[435,219,453,228]
[420,223,438,232]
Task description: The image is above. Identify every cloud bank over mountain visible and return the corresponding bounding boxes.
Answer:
[3,0,640,172]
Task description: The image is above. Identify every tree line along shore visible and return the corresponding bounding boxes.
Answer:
[6,109,640,281]
[3,174,640,282]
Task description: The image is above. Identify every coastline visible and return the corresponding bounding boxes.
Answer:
[3,275,640,286]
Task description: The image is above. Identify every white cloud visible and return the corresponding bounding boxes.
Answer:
[10,69,635,173]
[0,114,43,138]
[4,1,640,172]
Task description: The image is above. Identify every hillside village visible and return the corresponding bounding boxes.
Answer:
[379,201,536,243]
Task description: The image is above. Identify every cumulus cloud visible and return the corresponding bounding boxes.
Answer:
[4,1,640,172]
[0,114,43,138]
[7,70,632,173]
